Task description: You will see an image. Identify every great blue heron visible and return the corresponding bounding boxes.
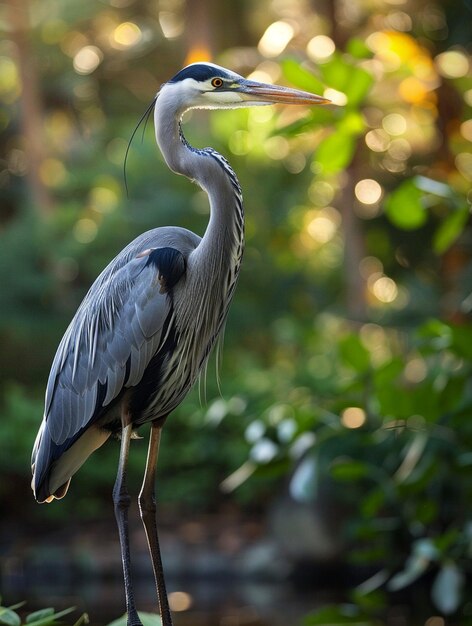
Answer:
[31,62,329,626]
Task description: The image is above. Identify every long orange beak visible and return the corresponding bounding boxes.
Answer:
[238,79,330,106]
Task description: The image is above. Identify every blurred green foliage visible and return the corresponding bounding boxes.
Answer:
[0,601,85,626]
[1,0,471,623]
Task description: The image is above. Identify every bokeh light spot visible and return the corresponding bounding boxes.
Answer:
[460,120,472,142]
[386,11,412,31]
[306,207,340,243]
[309,181,335,207]
[90,186,119,214]
[399,77,431,104]
[306,35,335,62]
[388,138,412,161]
[73,46,103,75]
[365,129,390,152]
[341,407,366,429]
[464,89,472,106]
[435,50,469,78]
[159,11,184,39]
[404,357,427,383]
[382,113,407,135]
[112,22,142,48]
[324,88,348,106]
[371,275,398,303]
[74,218,98,243]
[0,57,19,95]
[258,21,295,57]
[455,153,472,180]
[355,179,383,204]
[168,591,193,612]
[264,136,289,160]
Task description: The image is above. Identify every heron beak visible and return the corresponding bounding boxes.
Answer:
[238,79,331,106]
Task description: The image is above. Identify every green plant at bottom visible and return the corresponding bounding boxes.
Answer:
[0,601,87,626]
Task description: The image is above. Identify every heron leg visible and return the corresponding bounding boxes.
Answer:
[113,419,142,626]
[138,423,173,626]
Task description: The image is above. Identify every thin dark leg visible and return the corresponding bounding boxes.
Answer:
[138,423,173,626]
[113,419,142,626]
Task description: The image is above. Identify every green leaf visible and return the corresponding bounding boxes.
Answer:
[339,335,370,372]
[0,609,21,626]
[346,38,373,59]
[352,588,388,612]
[331,459,368,481]
[414,499,438,525]
[23,607,76,626]
[384,179,427,230]
[432,563,464,614]
[26,609,55,624]
[320,55,374,106]
[361,488,386,518]
[343,67,374,106]
[338,111,366,135]
[5,606,25,614]
[281,58,325,94]
[451,325,472,360]
[304,604,377,625]
[434,528,461,553]
[320,55,351,91]
[315,130,357,174]
[434,205,470,254]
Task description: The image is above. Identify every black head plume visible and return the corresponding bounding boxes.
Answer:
[123,95,157,197]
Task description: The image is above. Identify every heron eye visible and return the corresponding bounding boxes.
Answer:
[211,77,223,88]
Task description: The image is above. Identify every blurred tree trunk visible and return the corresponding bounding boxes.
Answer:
[183,0,251,62]
[184,0,216,61]
[7,0,53,216]
[315,0,367,319]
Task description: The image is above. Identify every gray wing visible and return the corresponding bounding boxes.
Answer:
[32,227,199,497]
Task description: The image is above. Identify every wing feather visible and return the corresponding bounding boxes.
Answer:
[57,249,184,419]
[103,364,125,406]
[52,386,66,443]
[32,228,198,501]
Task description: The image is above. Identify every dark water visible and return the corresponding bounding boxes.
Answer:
[0,512,337,626]
[1,567,331,626]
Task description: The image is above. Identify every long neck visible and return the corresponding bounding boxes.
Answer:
[154,90,244,268]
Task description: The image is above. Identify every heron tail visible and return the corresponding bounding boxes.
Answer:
[32,423,110,503]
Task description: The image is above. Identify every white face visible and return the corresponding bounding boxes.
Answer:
[178,77,248,110]
[162,64,270,111]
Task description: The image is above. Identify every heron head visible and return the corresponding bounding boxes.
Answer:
[164,62,330,111]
